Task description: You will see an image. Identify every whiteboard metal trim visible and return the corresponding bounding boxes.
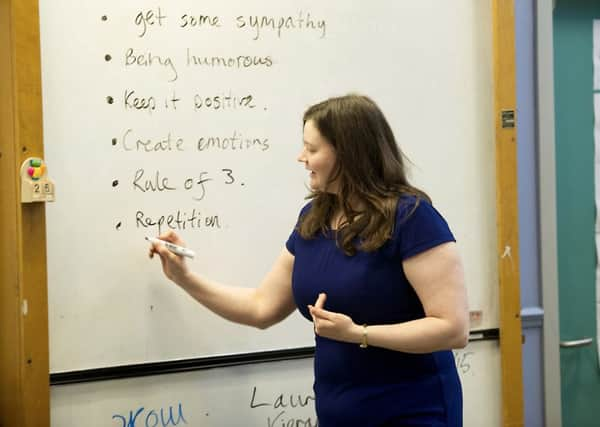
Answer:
[536,0,563,426]
[50,329,500,385]
[50,346,315,386]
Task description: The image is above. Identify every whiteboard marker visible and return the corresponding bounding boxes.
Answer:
[145,237,195,259]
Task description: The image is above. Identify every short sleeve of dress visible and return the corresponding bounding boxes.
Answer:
[391,197,456,260]
[285,202,312,255]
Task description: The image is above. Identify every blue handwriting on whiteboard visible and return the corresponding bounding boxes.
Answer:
[112,403,187,427]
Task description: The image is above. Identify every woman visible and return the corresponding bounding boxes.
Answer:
[149,94,469,426]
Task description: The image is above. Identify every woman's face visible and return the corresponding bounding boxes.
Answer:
[298,120,338,193]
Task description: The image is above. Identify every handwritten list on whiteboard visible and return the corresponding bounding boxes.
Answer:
[41,0,497,371]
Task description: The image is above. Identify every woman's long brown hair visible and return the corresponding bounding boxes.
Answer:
[298,94,430,256]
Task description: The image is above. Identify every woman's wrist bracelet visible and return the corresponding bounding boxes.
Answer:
[359,324,368,348]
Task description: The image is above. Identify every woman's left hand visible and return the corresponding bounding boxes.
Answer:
[308,293,360,344]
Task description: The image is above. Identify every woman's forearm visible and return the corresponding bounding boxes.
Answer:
[176,271,265,328]
[354,317,469,353]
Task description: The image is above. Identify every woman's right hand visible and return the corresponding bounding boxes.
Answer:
[148,230,192,287]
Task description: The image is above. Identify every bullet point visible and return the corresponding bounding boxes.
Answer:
[107,96,114,104]
[112,180,119,187]
[101,15,108,21]
[105,54,112,62]
[112,138,117,146]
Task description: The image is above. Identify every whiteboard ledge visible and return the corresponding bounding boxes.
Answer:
[50,329,499,386]
[50,346,316,385]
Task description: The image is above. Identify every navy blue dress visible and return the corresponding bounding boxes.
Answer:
[286,196,462,427]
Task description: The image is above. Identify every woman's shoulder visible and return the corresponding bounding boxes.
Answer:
[297,200,314,218]
[395,194,434,221]
[393,194,451,235]
[388,193,455,259]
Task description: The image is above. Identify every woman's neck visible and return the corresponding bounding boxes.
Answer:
[329,199,366,230]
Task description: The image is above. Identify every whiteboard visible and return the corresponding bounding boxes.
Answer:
[51,342,501,426]
[40,0,497,372]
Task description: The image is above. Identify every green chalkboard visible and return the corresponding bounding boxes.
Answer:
[554,1,600,425]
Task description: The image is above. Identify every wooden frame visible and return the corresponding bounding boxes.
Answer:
[493,0,524,425]
[0,1,523,425]
[0,0,49,426]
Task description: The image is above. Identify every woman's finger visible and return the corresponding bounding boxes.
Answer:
[153,242,173,259]
[314,293,327,309]
[311,307,334,321]
[308,305,317,323]
[158,230,186,246]
[158,252,169,273]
